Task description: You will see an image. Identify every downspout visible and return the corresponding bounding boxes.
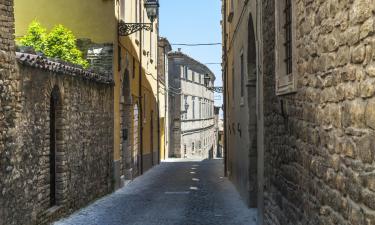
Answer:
[139,0,144,174]
[164,45,167,160]
[223,0,228,177]
[156,17,161,165]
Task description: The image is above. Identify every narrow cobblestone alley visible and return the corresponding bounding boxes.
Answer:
[54,159,257,225]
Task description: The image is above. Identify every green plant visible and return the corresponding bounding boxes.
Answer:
[18,20,46,52]
[19,21,89,68]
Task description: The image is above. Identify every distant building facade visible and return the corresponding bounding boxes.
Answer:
[168,51,216,159]
[158,37,172,160]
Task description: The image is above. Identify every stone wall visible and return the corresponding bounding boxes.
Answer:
[0,0,23,224]
[262,0,375,224]
[1,52,114,225]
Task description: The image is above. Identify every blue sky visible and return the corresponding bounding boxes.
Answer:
[159,0,223,108]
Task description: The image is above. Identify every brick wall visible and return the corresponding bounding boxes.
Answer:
[263,0,375,224]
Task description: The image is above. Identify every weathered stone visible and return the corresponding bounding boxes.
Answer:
[360,79,375,98]
[356,135,374,163]
[342,100,366,128]
[337,46,350,66]
[362,189,375,209]
[346,26,360,45]
[342,139,356,158]
[362,173,375,191]
[351,44,366,63]
[367,63,375,77]
[341,65,357,81]
[349,201,365,225]
[350,0,373,25]
[365,98,375,129]
[360,17,375,40]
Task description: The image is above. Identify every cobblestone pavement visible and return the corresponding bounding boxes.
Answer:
[54,159,257,225]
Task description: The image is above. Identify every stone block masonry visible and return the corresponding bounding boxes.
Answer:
[262,0,375,225]
[0,1,114,224]
[0,0,23,224]
[12,53,113,225]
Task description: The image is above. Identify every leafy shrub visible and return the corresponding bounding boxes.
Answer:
[19,20,89,68]
[18,20,46,52]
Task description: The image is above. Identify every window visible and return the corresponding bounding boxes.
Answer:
[192,142,195,152]
[132,57,136,79]
[143,94,146,122]
[184,144,187,158]
[192,97,195,119]
[199,98,202,119]
[199,73,201,84]
[120,0,126,20]
[228,0,234,22]
[275,0,297,95]
[232,65,235,102]
[284,0,292,75]
[184,95,188,119]
[150,30,152,58]
[118,45,122,71]
[184,67,188,80]
[135,0,138,23]
[192,71,195,82]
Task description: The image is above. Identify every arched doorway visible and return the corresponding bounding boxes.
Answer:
[49,85,64,207]
[133,103,139,177]
[150,110,154,166]
[121,69,132,180]
[247,14,258,208]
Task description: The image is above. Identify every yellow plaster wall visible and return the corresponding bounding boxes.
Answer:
[118,0,159,167]
[14,0,116,43]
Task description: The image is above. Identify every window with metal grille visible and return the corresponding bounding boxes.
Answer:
[275,0,296,95]
[284,0,292,75]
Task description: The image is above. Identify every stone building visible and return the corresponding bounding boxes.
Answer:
[158,37,172,160]
[0,1,114,224]
[14,0,162,189]
[168,50,216,159]
[223,0,375,224]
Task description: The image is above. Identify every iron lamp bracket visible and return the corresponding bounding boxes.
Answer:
[119,21,153,36]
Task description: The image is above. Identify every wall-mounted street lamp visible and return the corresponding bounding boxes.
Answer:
[119,0,159,36]
[180,102,189,115]
[204,73,223,93]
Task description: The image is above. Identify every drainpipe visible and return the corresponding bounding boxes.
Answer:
[223,0,228,177]
[156,17,161,165]
[164,45,168,160]
[139,0,144,175]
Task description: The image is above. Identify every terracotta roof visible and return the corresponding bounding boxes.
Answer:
[16,52,114,85]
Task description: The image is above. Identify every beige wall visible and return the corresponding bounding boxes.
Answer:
[14,0,116,43]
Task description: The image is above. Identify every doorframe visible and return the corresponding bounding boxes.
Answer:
[256,0,265,224]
